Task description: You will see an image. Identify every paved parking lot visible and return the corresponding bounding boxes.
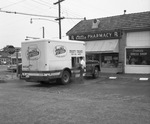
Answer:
[0,65,150,124]
[0,74,150,124]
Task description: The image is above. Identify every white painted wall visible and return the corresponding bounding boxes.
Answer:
[126,31,150,46]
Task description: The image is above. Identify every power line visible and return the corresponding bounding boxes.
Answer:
[61,4,84,19]
[30,0,51,8]
[39,0,53,6]
[0,0,26,9]
[0,9,84,20]
[64,17,84,20]
[37,0,58,11]
[0,3,84,39]
[0,9,57,18]
[20,2,49,14]
[30,18,58,23]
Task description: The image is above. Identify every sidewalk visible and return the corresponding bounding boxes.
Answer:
[99,72,150,80]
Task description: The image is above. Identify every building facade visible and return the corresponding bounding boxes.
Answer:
[0,51,11,65]
[67,11,150,74]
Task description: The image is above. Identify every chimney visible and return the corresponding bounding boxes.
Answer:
[124,10,126,15]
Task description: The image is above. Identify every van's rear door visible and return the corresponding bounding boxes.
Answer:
[27,44,40,71]
[22,41,47,72]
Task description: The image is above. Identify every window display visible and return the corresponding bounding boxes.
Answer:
[126,48,150,65]
[101,53,119,68]
[86,54,99,61]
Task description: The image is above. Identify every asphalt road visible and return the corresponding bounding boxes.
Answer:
[0,74,150,124]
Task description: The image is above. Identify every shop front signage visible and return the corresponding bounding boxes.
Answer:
[126,48,150,65]
[127,48,150,56]
[69,30,122,41]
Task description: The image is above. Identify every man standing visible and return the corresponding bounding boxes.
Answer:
[79,57,85,81]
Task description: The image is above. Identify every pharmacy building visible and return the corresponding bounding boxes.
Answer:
[67,11,150,74]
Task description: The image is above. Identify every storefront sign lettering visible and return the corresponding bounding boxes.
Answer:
[76,35,86,40]
[69,31,121,41]
[126,48,150,65]
[88,32,114,39]
[130,49,148,56]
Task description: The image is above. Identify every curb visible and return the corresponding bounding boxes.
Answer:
[99,74,150,81]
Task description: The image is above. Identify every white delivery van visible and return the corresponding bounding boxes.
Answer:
[21,39,85,84]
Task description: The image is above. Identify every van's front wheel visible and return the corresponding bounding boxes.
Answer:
[60,70,71,85]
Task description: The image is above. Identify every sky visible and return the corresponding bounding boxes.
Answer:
[0,0,150,49]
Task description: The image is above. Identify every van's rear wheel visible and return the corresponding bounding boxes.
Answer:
[60,70,71,85]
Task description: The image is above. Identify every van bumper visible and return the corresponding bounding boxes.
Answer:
[21,71,61,82]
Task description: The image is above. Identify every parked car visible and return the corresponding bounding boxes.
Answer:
[7,63,22,73]
[86,60,100,78]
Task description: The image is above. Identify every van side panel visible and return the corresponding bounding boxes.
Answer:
[47,41,85,71]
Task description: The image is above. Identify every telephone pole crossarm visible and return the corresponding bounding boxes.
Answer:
[53,0,65,5]
[55,17,65,21]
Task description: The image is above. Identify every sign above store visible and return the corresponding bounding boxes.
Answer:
[69,30,122,41]
[127,48,150,56]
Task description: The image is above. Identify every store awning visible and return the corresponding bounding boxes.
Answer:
[85,39,119,53]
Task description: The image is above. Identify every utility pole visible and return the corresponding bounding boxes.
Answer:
[54,0,65,39]
[42,26,45,38]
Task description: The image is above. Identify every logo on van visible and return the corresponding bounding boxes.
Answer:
[26,45,40,60]
[54,45,67,57]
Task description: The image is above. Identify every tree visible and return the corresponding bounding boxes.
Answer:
[3,45,15,54]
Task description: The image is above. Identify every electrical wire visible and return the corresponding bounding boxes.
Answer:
[39,0,53,5]
[61,5,84,18]
[0,0,27,9]
[25,0,55,15]
[35,0,84,19]
[0,9,58,18]
[21,2,47,14]
[0,9,84,20]
[30,0,51,8]
[28,0,58,17]
[0,0,85,41]
[0,0,85,20]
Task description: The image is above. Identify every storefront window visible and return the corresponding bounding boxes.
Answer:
[126,48,150,65]
[101,53,119,68]
[86,54,99,61]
